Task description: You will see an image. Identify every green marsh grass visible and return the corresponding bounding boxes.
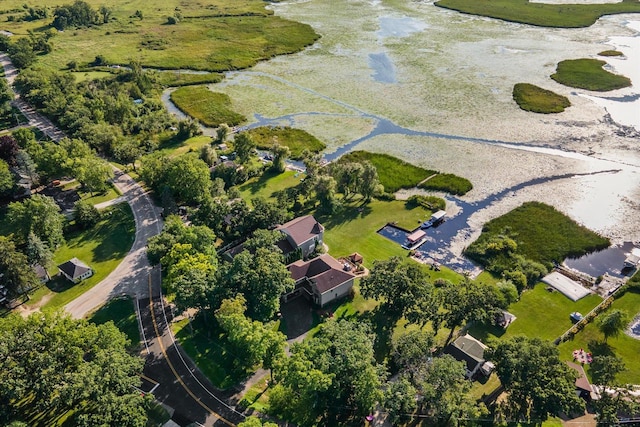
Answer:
[170,86,246,127]
[512,83,571,114]
[551,58,631,91]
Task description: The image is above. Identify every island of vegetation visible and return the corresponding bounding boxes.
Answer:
[434,0,640,28]
[170,86,246,127]
[598,50,624,57]
[551,58,632,91]
[246,126,326,160]
[512,83,571,114]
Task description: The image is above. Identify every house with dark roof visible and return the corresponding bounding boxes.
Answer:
[275,215,324,259]
[58,258,93,283]
[444,334,494,379]
[567,362,599,401]
[284,254,356,307]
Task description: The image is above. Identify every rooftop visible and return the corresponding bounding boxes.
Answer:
[288,254,356,294]
[57,257,91,280]
[276,215,324,246]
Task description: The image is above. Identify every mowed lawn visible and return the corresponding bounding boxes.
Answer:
[557,290,640,384]
[468,283,602,342]
[88,297,140,350]
[238,170,303,204]
[319,199,430,267]
[32,204,135,311]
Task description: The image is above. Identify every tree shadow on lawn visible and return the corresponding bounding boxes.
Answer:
[241,170,283,197]
[358,306,398,364]
[466,321,507,342]
[316,201,373,230]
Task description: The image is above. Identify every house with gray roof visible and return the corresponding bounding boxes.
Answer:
[444,334,494,379]
[276,215,324,259]
[58,258,93,283]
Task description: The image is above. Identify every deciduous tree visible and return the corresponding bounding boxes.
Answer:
[488,336,584,422]
[7,194,65,249]
[597,309,629,343]
[0,159,13,193]
[0,236,40,298]
[233,132,255,164]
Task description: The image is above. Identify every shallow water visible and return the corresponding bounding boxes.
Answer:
[369,52,396,83]
[565,241,638,278]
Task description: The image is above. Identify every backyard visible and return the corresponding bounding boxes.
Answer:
[468,283,602,343]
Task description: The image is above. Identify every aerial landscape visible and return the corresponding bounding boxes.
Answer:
[0,0,639,426]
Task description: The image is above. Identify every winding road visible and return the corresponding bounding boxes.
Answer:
[1,53,244,427]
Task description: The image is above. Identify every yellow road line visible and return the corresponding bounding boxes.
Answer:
[148,275,235,427]
[140,373,159,385]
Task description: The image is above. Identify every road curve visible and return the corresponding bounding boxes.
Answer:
[65,167,163,318]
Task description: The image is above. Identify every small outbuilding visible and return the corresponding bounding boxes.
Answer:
[348,252,364,265]
[58,258,93,283]
[407,229,426,244]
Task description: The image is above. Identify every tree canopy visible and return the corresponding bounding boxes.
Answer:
[488,336,584,422]
[270,320,385,425]
[7,194,65,249]
[0,311,148,426]
[0,236,40,299]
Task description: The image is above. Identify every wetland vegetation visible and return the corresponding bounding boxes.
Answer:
[512,83,571,114]
[551,58,632,91]
[435,0,640,28]
[246,126,326,159]
[170,85,246,127]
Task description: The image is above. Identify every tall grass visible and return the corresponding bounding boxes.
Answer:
[512,83,571,114]
[339,151,434,193]
[246,126,326,159]
[418,173,473,196]
[473,201,610,265]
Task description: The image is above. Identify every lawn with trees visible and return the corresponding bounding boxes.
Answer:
[551,59,632,91]
[512,83,571,114]
[434,0,640,28]
[170,86,246,127]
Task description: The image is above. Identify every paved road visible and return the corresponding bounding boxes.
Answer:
[0,53,66,142]
[65,167,163,318]
[138,268,246,426]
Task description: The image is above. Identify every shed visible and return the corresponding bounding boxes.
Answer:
[431,210,446,222]
[349,252,363,265]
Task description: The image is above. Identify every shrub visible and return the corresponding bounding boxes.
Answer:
[74,200,101,229]
[418,173,473,195]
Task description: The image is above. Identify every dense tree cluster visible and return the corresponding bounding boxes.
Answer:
[270,320,385,425]
[52,1,100,30]
[0,312,149,426]
[15,66,175,162]
[6,193,65,249]
[488,336,584,422]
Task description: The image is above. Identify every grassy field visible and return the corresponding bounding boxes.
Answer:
[468,283,602,343]
[246,126,326,159]
[512,83,571,114]
[434,0,640,28]
[551,59,632,92]
[28,204,135,311]
[88,296,140,350]
[156,135,213,158]
[170,86,246,127]
[339,151,435,193]
[238,169,303,203]
[71,71,115,83]
[470,201,610,266]
[558,290,640,384]
[2,0,319,72]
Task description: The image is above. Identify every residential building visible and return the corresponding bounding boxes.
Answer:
[276,215,324,259]
[444,333,494,379]
[58,258,93,283]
